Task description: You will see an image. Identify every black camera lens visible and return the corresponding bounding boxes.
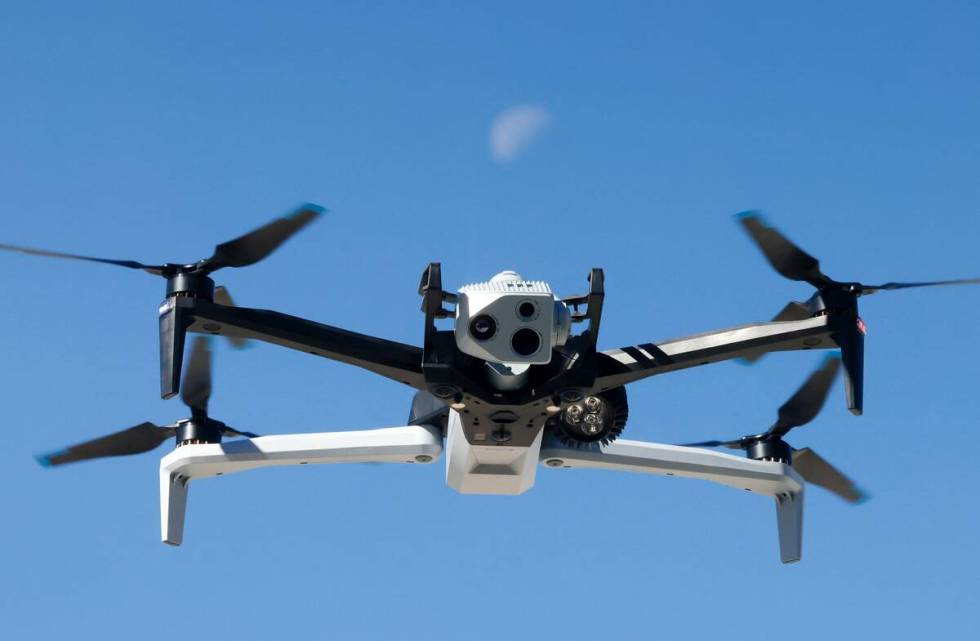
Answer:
[511,328,541,356]
[517,301,537,319]
[469,315,497,341]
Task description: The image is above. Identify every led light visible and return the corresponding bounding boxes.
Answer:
[564,404,584,424]
[584,396,603,412]
[582,413,603,435]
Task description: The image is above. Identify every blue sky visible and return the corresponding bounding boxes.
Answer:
[2,2,979,639]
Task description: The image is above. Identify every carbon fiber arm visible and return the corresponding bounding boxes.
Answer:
[160,296,425,398]
[594,315,835,390]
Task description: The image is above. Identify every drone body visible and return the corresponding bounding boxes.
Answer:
[10,206,978,563]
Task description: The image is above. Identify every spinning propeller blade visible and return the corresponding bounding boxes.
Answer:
[223,427,261,439]
[770,355,840,437]
[737,213,831,287]
[738,211,980,298]
[181,336,212,416]
[0,244,165,274]
[36,422,175,467]
[791,447,867,503]
[859,278,980,294]
[736,211,980,414]
[772,301,812,323]
[35,336,257,467]
[678,355,865,502]
[213,286,249,348]
[2,207,318,381]
[0,203,323,278]
[200,207,322,271]
[677,438,742,449]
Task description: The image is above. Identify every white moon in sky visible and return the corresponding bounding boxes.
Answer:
[489,105,552,164]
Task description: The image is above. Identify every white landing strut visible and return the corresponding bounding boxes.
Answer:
[160,424,443,546]
[539,438,805,563]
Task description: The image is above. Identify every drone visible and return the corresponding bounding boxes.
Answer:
[5,206,978,563]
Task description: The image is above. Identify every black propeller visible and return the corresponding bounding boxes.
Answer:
[681,354,866,503]
[212,285,248,348]
[737,211,980,415]
[1,204,322,346]
[1,203,323,279]
[181,335,214,417]
[738,212,980,294]
[36,336,257,467]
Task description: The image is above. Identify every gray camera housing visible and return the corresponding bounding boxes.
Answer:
[454,271,571,365]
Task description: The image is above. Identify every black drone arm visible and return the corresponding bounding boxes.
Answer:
[160,296,425,398]
[594,315,835,390]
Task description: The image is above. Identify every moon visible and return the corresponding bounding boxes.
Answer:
[489,105,552,163]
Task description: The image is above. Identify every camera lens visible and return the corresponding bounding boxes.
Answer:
[517,301,537,319]
[511,328,541,356]
[469,315,497,341]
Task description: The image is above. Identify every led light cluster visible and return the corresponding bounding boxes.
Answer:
[562,395,607,436]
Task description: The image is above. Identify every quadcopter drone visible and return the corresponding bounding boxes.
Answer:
[5,206,978,563]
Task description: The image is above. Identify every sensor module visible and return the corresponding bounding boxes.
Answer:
[454,270,571,365]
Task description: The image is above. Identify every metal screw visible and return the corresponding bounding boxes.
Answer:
[545,459,564,467]
[415,454,433,463]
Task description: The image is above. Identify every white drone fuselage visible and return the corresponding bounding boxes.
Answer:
[18,205,896,565]
[155,267,824,564]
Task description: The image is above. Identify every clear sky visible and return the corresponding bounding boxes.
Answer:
[2,2,979,639]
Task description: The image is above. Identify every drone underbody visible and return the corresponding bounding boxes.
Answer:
[6,206,978,563]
